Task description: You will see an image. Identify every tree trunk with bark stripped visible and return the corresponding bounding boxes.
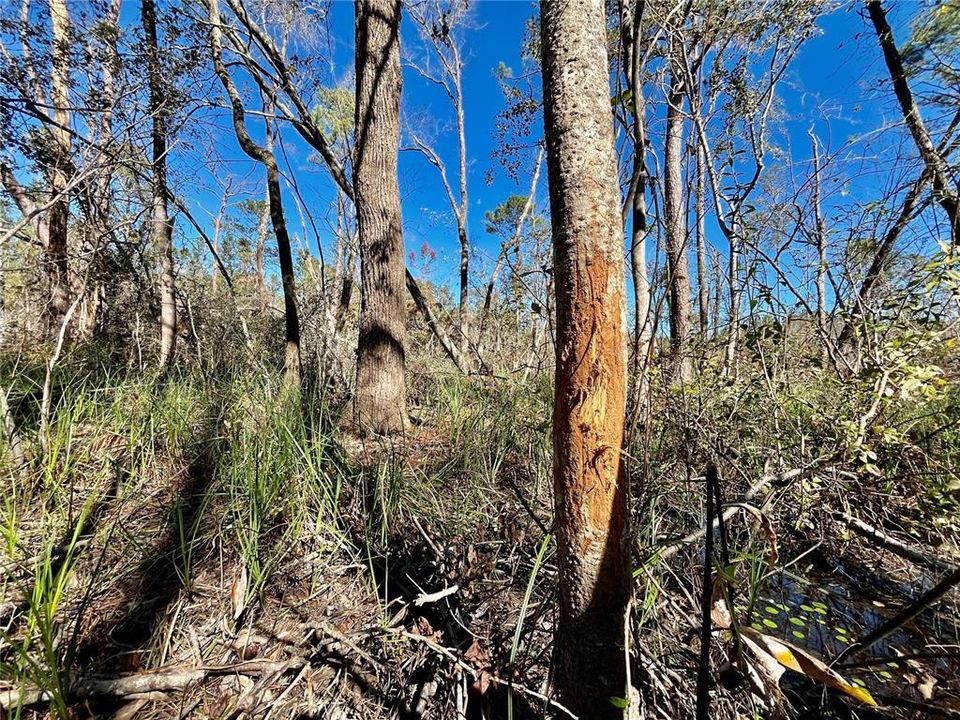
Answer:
[541,0,631,714]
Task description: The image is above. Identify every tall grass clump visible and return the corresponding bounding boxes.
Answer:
[215,375,345,600]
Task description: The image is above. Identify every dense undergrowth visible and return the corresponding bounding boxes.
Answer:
[0,332,958,718]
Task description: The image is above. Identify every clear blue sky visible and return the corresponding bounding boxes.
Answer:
[179,0,935,301]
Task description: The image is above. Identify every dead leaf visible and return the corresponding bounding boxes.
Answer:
[740,627,877,706]
[416,616,443,643]
[711,576,732,630]
[231,565,248,622]
[740,633,788,720]
[464,639,495,695]
[732,503,779,569]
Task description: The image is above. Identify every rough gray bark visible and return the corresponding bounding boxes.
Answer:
[541,0,630,715]
[143,0,177,369]
[353,0,408,433]
[221,0,465,374]
[664,56,692,381]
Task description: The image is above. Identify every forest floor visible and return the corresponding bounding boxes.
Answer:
[0,355,958,719]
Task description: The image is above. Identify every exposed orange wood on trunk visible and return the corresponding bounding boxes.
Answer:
[541,0,632,714]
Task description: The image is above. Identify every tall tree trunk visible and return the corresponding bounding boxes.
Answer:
[810,134,828,364]
[265,120,301,386]
[47,0,72,324]
[695,141,709,337]
[454,58,470,344]
[664,59,692,381]
[209,0,300,386]
[541,1,630,715]
[143,0,177,369]
[255,178,269,304]
[622,0,652,412]
[867,0,959,246]
[353,0,408,433]
[724,239,741,376]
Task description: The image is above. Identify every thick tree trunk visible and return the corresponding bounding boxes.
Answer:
[143,0,177,369]
[47,0,72,324]
[867,0,959,246]
[541,0,631,716]
[664,63,692,381]
[353,0,408,434]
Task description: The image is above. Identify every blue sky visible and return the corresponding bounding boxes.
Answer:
[179,0,937,301]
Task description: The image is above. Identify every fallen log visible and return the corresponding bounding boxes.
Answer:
[832,511,958,574]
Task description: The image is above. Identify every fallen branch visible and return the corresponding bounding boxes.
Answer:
[0,659,304,710]
[381,627,578,719]
[832,511,958,574]
[652,458,830,562]
[414,584,459,606]
[835,567,960,664]
[875,693,960,719]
